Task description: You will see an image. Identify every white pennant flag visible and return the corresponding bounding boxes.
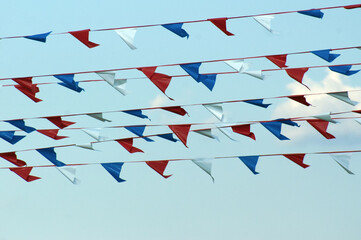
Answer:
[56,166,81,184]
[192,158,214,182]
[216,123,237,141]
[327,91,358,106]
[314,113,338,123]
[354,119,361,125]
[194,129,219,141]
[224,60,250,72]
[82,128,105,141]
[76,143,96,150]
[87,113,111,122]
[330,154,354,175]
[97,71,127,95]
[253,15,274,32]
[203,103,224,121]
[242,70,264,80]
[115,28,137,50]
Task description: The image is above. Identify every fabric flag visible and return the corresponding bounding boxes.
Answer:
[82,128,104,141]
[253,15,274,32]
[96,71,127,95]
[198,74,217,91]
[288,95,311,106]
[260,121,290,140]
[277,118,299,127]
[69,29,99,48]
[283,154,309,168]
[243,70,264,80]
[157,133,178,142]
[311,49,340,62]
[123,110,149,120]
[208,18,234,36]
[116,138,144,153]
[87,113,111,122]
[180,62,217,90]
[46,116,75,129]
[56,166,80,184]
[146,160,172,178]
[36,147,66,167]
[0,152,27,167]
[37,129,68,140]
[344,4,361,9]
[162,23,189,38]
[313,114,337,123]
[138,67,173,98]
[266,54,288,68]
[194,129,218,140]
[6,119,36,133]
[244,99,271,108]
[101,162,126,182]
[24,31,52,43]
[203,103,224,121]
[76,142,95,150]
[0,131,26,144]
[216,124,237,141]
[192,158,214,182]
[327,91,358,106]
[297,9,324,19]
[285,68,309,86]
[9,167,40,182]
[13,77,42,102]
[306,119,335,139]
[330,154,354,174]
[238,156,259,174]
[224,59,249,72]
[168,124,191,147]
[329,65,360,76]
[115,28,137,50]
[231,124,256,140]
[54,74,84,93]
[161,106,188,116]
[124,125,154,142]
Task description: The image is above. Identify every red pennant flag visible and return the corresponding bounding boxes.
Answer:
[344,4,361,9]
[306,119,335,139]
[69,29,99,48]
[283,153,310,168]
[285,68,309,84]
[161,106,188,116]
[231,124,256,140]
[138,67,172,95]
[168,124,191,147]
[14,85,42,102]
[0,152,27,166]
[288,95,311,106]
[208,18,234,36]
[352,110,361,114]
[116,138,144,153]
[13,77,42,102]
[37,129,68,140]
[266,54,288,68]
[9,167,41,182]
[46,116,75,129]
[146,160,172,178]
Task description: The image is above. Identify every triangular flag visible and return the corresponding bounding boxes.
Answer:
[242,70,264,80]
[238,156,259,174]
[344,4,361,9]
[313,114,337,123]
[298,9,324,19]
[180,62,202,82]
[157,133,178,142]
[283,154,309,168]
[277,118,299,127]
[124,125,154,142]
[69,29,99,48]
[24,31,52,43]
[162,23,189,38]
[192,158,214,182]
[266,54,288,68]
[123,110,149,120]
[101,162,126,182]
[82,128,104,141]
[203,103,224,121]
[96,71,127,95]
[115,28,137,50]
[253,15,274,32]
[224,60,249,72]
[244,99,271,108]
[9,167,40,182]
[311,49,340,62]
[6,119,36,133]
[260,121,290,140]
[168,124,191,147]
[330,154,354,174]
[307,119,335,139]
[329,65,360,76]
[146,161,172,178]
[327,91,358,106]
[288,95,311,106]
[0,131,25,144]
[36,147,66,167]
[0,152,27,166]
[198,74,217,91]
[208,18,234,36]
[37,129,67,140]
[56,166,80,184]
[285,68,309,85]
[231,124,256,140]
[161,106,188,116]
[13,77,42,102]
[217,124,237,141]
[54,74,84,93]
[87,113,111,122]
[46,116,75,129]
[14,85,42,102]
[194,129,218,140]
[76,143,95,150]
[116,138,144,153]
[138,67,173,96]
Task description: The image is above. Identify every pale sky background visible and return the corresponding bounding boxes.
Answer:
[0,1,361,240]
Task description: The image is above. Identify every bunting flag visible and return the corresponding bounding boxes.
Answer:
[101,162,126,182]
[243,70,264,80]
[161,106,188,116]
[203,103,224,121]
[198,74,217,91]
[6,119,36,133]
[231,124,256,140]
[288,95,311,106]
[115,28,137,50]
[344,4,361,9]
[9,167,41,182]
[168,124,191,147]
[311,49,340,62]
[146,160,172,178]
[194,129,218,140]
[157,133,178,142]
[0,152,27,167]
[54,74,84,93]
[283,153,310,168]
[87,113,111,122]
[330,154,354,174]
[192,158,214,181]
[0,131,26,144]
[56,166,80,184]
[285,68,309,86]
[138,67,173,98]
[327,91,358,106]
[116,138,144,153]
[68,29,99,48]
[180,63,217,90]
[266,54,288,68]
[46,116,75,129]
[36,147,66,167]
[37,129,68,140]
[306,119,335,139]
[313,114,337,123]
[82,128,104,141]
[329,65,360,76]
[260,121,290,140]
[277,118,299,127]
[13,77,42,102]
[297,9,324,19]
[124,125,154,142]
[24,31,52,43]
[96,71,127,95]
[208,18,234,36]
[216,124,237,141]
[244,99,271,108]
[253,15,274,32]
[224,59,249,72]
[162,23,189,38]
[238,156,259,174]
[123,110,150,120]
[76,142,95,150]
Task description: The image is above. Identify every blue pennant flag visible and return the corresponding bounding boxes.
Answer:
[123,110,149,120]
[24,31,52,43]
[298,9,324,19]
[101,162,126,182]
[36,147,66,167]
[329,65,360,76]
[311,49,340,63]
[0,131,25,144]
[124,125,154,142]
[162,23,189,38]
[180,63,202,82]
[54,74,84,93]
[276,118,300,127]
[198,74,217,91]
[6,120,36,133]
[244,99,272,108]
[157,133,178,142]
[260,121,290,140]
[238,156,259,175]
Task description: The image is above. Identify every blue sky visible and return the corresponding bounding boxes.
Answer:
[0,1,361,239]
